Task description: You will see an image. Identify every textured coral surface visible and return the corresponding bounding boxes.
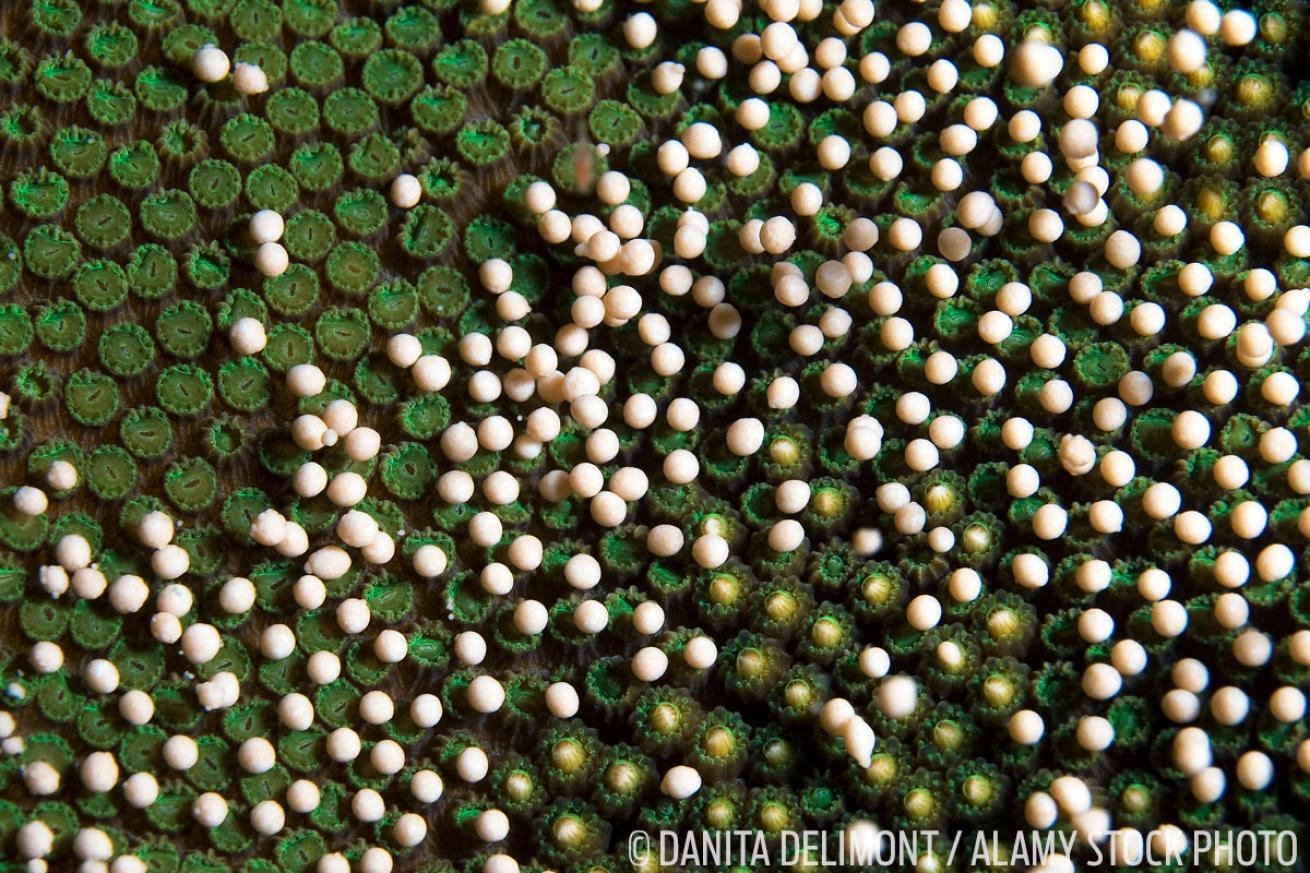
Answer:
[0,0,1309,872]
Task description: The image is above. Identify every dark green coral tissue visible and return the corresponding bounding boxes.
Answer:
[0,0,1308,872]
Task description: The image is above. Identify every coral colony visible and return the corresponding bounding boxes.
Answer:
[0,0,1308,871]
